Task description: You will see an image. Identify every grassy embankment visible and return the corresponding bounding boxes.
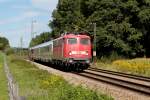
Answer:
[7,55,113,100]
[0,52,9,100]
[96,57,150,77]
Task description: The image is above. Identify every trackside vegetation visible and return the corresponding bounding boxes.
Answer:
[7,55,113,100]
[0,52,9,100]
[96,58,150,77]
[112,58,150,76]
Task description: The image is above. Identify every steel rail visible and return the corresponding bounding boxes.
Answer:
[88,67,150,82]
[75,70,150,95]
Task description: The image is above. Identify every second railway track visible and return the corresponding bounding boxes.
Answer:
[75,67,150,95]
[89,67,150,82]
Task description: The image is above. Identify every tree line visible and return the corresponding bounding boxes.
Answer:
[30,0,150,58]
[0,36,9,51]
[30,32,52,47]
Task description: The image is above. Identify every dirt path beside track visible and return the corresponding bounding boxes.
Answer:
[4,55,22,100]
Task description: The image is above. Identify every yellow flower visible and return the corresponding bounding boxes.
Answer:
[112,58,150,74]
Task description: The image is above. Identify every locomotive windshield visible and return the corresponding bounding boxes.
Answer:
[68,38,77,44]
[80,38,90,45]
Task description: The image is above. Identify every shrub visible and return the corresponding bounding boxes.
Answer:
[112,58,150,76]
[5,48,14,55]
[99,51,125,63]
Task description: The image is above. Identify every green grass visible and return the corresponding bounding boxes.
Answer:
[8,55,113,100]
[0,52,9,100]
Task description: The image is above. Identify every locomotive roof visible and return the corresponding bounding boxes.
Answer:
[63,34,90,38]
[30,34,90,50]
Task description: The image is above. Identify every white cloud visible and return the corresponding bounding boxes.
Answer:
[31,0,58,11]
[0,11,40,25]
[1,21,50,48]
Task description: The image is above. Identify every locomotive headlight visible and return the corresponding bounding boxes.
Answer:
[69,59,73,63]
[86,60,90,63]
[69,51,72,55]
[85,51,88,55]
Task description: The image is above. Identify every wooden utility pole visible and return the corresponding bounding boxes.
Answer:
[93,23,96,57]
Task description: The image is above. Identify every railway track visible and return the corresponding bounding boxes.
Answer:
[88,67,150,82]
[75,67,150,95]
[29,60,150,96]
[28,60,150,99]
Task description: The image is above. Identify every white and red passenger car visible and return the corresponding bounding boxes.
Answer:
[29,33,92,70]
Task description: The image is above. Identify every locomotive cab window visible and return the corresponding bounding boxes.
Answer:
[80,38,90,45]
[68,38,77,44]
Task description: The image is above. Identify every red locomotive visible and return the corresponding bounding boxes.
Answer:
[29,33,92,70]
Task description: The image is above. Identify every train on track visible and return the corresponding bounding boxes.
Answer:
[29,32,92,71]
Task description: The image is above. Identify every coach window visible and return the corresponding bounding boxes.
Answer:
[58,39,62,46]
[63,38,66,44]
[68,38,77,44]
[80,38,90,45]
[49,44,52,50]
[31,49,34,54]
[54,41,56,47]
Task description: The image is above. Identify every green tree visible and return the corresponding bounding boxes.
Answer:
[49,0,87,34]
[50,0,150,58]
[30,32,52,47]
[0,36,10,50]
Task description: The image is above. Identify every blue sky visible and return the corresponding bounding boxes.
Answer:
[0,0,58,48]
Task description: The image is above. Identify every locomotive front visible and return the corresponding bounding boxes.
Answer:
[64,34,92,66]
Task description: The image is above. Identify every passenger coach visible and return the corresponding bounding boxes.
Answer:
[29,33,92,70]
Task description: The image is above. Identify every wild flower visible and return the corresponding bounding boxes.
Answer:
[112,58,150,76]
